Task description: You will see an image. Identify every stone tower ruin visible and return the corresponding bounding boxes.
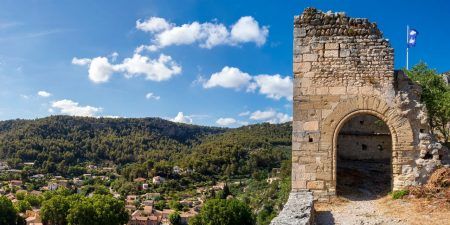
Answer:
[291,8,447,202]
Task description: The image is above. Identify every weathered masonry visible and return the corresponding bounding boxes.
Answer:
[291,8,448,201]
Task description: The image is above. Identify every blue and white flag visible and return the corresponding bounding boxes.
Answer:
[408,29,418,48]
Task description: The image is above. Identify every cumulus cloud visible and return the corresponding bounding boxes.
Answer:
[203,66,252,90]
[135,16,268,51]
[230,16,269,46]
[136,17,173,33]
[249,109,292,124]
[216,117,237,126]
[88,57,114,83]
[171,112,193,124]
[37,91,51,97]
[145,92,160,100]
[50,99,102,117]
[72,53,181,83]
[252,74,293,100]
[202,66,292,101]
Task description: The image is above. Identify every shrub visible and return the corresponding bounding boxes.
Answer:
[391,190,409,199]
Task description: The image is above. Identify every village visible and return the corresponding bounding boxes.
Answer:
[0,161,237,225]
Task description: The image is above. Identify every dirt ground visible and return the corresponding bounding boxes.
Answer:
[315,160,450,225]
[315,195,450,225]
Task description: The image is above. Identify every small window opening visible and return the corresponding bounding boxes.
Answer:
[309,137,313,142]
[420,129,425,133]
[361,144,368,150]
[377,144,383,151]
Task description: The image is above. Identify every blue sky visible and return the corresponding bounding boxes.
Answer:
[0,0,449,127]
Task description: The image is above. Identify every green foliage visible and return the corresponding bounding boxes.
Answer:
[168,200,183,211]
[14,200,31,213]
[0,196,18,225]
[406,62,450,142]
[0,116,225,176]
[41,192,128,225]
[15,191,26,201]
[391,190,409,199]
[169,211,182,225]
[24,194,43,208]
[41,195,71,225]
[190,198,255,225]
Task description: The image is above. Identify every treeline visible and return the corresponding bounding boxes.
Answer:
[0,116,291,180]
[0,116,225,175]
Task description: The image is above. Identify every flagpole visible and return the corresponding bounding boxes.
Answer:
[406,25,409,70]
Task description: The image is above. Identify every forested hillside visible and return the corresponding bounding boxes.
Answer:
[0,116,225,174]
[0,116,291,179]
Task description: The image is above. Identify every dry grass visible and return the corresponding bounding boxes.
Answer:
[409,167,450,204]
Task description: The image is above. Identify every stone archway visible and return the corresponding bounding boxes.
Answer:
[334,112,394,198]
[322,97,414,199]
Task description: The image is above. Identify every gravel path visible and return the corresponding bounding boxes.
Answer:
[315,197,406,225]
[315,160,406,225]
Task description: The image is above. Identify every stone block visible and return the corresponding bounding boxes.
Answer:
[307,180,324,189]
[303,121,319,131]
[324,50,339,57]
[329,86,346,95]
[303,53,318,62]
[325,43,339,50]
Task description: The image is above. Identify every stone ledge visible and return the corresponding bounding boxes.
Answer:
[270,191,314,225]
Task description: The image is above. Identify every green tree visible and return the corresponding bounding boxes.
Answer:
[90,195,129,225]
[15,200,31,213]
[189,199,254,225]
[406,62,450,142]
[0,196,18,225]
[41,195,71,225]
[67,198,97,225]
[169,211,182,225]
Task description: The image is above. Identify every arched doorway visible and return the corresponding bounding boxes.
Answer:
[336,114,392,199]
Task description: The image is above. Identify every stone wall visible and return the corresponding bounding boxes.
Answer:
[338,115,392,160]
[291,8,448,201]
[270,191,314,225]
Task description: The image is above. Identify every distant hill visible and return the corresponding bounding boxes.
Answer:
[0,116,291,177]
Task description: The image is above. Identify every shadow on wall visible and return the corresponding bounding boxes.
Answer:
[315,211,335,225]
[336,114,392,200]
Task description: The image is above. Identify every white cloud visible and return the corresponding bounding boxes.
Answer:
[145,92,160,100]
[253,74,293,101]
[115,54,181,81]
[216,117,237,126]
[51,99,102,117]
[71,57,92,66]
[88,57,114,83]
[72,53,181,83]
[250,109,277,121]
[135,16,268,50]
[203,66,252,89]
[136,17,173,33]
[249,109,292,124]
[230,16,269,46]
[156,22,202,48]
[171,112,193,124]
[110,52,119,62]
[238,111,250,117]
[202,66,292,101]
[37,91,51,98]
